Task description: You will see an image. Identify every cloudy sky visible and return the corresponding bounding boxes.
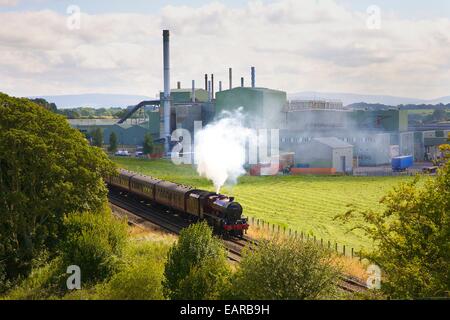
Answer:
[1,0,449,99]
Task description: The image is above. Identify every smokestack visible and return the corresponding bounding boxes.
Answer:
[229,68,232,90]
[177,81,181,89]
[208,80,212,102]
[162,30,171,155]
[251,67,255,88]
[219,81,222,92]
[204,74,208,91]
[241,77,244,87]
[211,74,214,100]
[192,80,195,102]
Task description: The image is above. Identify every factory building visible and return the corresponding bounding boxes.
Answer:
[69,114,159,146]
[282,137,353,173]
[215,87,287,128]
[350,109,408,132]
[66,29,449,173]
[158,87,215,136]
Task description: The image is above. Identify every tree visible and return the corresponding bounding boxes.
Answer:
[108,132,118,153]
[29,98,58,113]
[337,151,450,299]
[432,109,447,122]
[91,128,103,147]
[228,238,340,300]
[143,133,154,155]
[163,221,230,300]
[0,93,115,285]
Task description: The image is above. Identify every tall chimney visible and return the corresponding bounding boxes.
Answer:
[211,74,214,100]
[192,80,195,102]
[229,68,233,90]
[251,66,256,88]
[162,30,171,155]
[204,74,208,91]
[241,77,244,87]
[219,81,222,92]
[208,80,212,102]
[177,81,181,89]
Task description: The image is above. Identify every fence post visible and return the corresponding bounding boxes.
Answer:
[295,230,297,238]
[277,225,280,233]
[257,219,259,228]
[289,228,291,237]
[335,243,338,252]
[328,240,331,249]
[343,245,346,256]
[351,248,354,258]
[301,232,304,240]
[314,235,316,243]
[321,238,323,247]
[284,226,286,235]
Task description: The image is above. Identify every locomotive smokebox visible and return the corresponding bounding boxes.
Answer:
[211,198,243,220]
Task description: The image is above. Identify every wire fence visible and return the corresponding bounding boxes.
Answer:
[247,216,363,261]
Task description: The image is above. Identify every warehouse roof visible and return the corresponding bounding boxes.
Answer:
[313,137,353,149]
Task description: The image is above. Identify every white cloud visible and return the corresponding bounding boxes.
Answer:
[0,0,449,99]
[0,0,19,7]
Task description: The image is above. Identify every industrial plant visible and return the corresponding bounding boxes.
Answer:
[69,30,450,175]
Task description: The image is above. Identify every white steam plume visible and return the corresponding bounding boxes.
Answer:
[195,108,252,193]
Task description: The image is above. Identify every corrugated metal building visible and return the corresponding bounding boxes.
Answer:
[351,109,408,132]
[69,112,159,146]
[159,88,209,104]
[215,87,287,128]
[281,136,353,173]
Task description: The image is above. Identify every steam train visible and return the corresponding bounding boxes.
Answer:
[107,169,249,237]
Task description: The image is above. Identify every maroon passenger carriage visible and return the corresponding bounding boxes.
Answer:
[107,169,249,237]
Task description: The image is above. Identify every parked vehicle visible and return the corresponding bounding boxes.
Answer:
[391,155,413,172]
[115,150,130,157]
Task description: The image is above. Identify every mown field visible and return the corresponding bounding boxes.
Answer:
[112,157,415,251]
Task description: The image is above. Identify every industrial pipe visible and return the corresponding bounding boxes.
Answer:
[162,30,171,155]
[251,67,255,88]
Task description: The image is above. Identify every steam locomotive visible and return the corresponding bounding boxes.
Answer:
[107,169,249,237]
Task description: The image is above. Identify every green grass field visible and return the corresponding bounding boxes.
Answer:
[112,157,414,251]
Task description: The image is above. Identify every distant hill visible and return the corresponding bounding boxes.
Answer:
[288,91,450,107]
[28,94,153,109]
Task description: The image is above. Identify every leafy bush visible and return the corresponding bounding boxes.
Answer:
[163,221,230,300]
[59,209,128,284]
[177,257,231,300]
[228,238,340,300]
[2,258,65,300]
[94,241,169,300]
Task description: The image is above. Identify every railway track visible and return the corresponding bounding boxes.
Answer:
[225,236,368,293]
[109,188,244,262]
[108,188,367,293]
